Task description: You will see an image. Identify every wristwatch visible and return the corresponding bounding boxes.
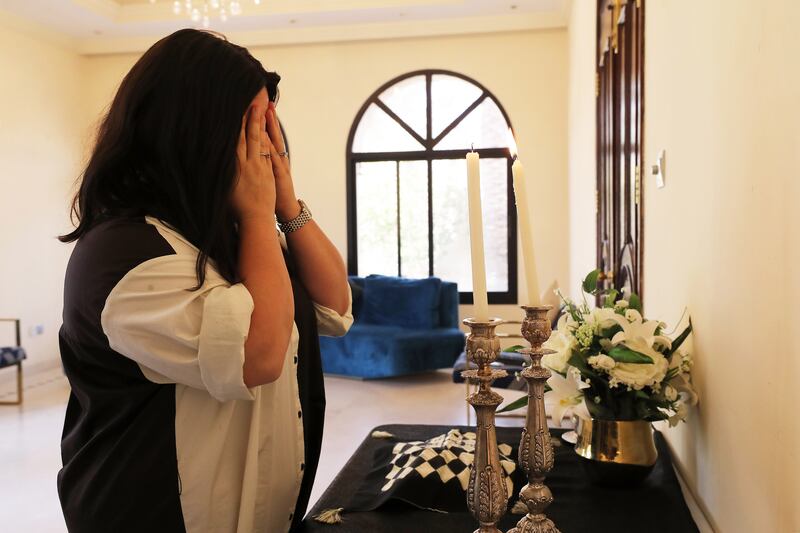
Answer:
[278,199,312,234]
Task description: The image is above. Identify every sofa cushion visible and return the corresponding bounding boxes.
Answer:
[319,323,465,379]
[361,275,442,329]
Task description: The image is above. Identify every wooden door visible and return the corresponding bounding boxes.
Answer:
[596,0,644,299]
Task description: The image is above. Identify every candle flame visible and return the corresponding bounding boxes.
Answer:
[506,128,518,159]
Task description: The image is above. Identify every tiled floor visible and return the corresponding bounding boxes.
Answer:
[0,367,525,532]
[0,368,711,532]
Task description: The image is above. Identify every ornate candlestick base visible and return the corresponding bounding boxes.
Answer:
[508,306,561,533]
[461,318,509,533]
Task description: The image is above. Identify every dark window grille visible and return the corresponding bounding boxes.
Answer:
[346,69,517,305]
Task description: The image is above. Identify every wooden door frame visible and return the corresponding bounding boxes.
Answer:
[595,0,645,300]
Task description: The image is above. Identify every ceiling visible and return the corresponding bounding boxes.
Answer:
[0,0,568,54]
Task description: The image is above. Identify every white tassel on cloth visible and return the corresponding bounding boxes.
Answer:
[313,508,344,524]
[371,430,395,439]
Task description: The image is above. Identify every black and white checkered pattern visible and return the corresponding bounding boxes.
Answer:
[381,429,516,496]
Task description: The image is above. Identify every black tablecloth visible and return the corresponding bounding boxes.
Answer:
[300,424,699,533]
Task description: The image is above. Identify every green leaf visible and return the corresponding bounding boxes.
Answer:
[582,269,601,294]
[607,346,654,364]
[497,395,528,413]
[628,293,642,312]
[495,384,552,414]
[668,319,693,357]
[504,345,526,354]
[603,289,619,308]
[568,352,605,383]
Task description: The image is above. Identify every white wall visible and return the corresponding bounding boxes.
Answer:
[0,13,87,374]
[83,29,570,328]
[568,1,799,531]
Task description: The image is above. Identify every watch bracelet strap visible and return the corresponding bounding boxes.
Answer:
[278,200,311,233]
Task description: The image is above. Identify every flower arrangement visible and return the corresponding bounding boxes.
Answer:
[502,270,697,427]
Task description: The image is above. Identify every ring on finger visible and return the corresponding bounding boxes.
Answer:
[259,151,271,159]
[278,151,288,157]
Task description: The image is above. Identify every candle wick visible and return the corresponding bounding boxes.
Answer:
[471,143,474,152]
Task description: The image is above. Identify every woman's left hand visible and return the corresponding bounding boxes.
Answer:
[265,102,300,222]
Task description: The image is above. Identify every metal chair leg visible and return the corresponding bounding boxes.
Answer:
[0,362,23,405]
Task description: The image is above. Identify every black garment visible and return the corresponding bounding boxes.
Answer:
[284,247,326,531]
[58,217,186,532]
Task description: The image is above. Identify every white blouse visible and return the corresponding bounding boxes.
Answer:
[100,217,353,532]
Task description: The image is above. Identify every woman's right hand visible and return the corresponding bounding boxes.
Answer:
[232,104,278,221]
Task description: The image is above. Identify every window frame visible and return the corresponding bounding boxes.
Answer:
[346,69,518,305]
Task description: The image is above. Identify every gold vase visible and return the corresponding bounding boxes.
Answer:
[574,418,658,487]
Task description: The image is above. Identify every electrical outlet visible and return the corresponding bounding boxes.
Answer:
[28,324,44,337]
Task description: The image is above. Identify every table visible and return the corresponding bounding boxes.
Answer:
[301,424,699,533]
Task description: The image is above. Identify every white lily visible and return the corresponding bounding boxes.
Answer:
[609,312,672,354]
[545,366,590,427]
[667,351,698,406]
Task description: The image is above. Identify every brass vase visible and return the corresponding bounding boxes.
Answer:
[574,417,658,487]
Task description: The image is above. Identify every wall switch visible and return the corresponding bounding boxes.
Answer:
[29,324,44,337]
[652,149,666,188]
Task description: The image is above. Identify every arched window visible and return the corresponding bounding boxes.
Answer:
[346,70,517,304]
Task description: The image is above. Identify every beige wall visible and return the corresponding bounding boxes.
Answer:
[0,15,87,372]
[82,29,570,328]
[566,0,596,293]
[568,1,799,531]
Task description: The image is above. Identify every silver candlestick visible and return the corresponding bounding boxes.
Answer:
[508,305,561,533]
[461,317,509,533]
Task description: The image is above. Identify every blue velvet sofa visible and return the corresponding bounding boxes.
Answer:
[319,275,465,379]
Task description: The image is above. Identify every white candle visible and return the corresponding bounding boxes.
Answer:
[466,151,489,321]
[511,152,541,306]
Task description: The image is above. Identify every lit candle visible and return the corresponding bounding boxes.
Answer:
[466,149,489,321]
[508,130,541,305]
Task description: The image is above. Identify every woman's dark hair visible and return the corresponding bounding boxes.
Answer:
[60,29,280,288]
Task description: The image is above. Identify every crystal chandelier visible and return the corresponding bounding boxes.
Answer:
[151,0,262,28]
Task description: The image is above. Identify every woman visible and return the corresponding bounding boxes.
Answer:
[57,29,352,533]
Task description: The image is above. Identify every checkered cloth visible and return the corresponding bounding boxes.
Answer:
[381,430,516,497]
[342,429,525,515]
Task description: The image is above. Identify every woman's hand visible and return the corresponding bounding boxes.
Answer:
[265,102,301,222]
[232,104,278,221]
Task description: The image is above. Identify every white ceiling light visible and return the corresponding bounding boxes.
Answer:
[168,0,253,28]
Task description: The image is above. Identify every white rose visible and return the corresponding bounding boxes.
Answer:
[542,331,575,374]
[588,353,616,371]
[587,307,619,332]
[608,350,669,390]
[615,300,630,309]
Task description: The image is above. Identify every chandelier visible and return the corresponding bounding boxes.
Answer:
[151,0,262,28]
